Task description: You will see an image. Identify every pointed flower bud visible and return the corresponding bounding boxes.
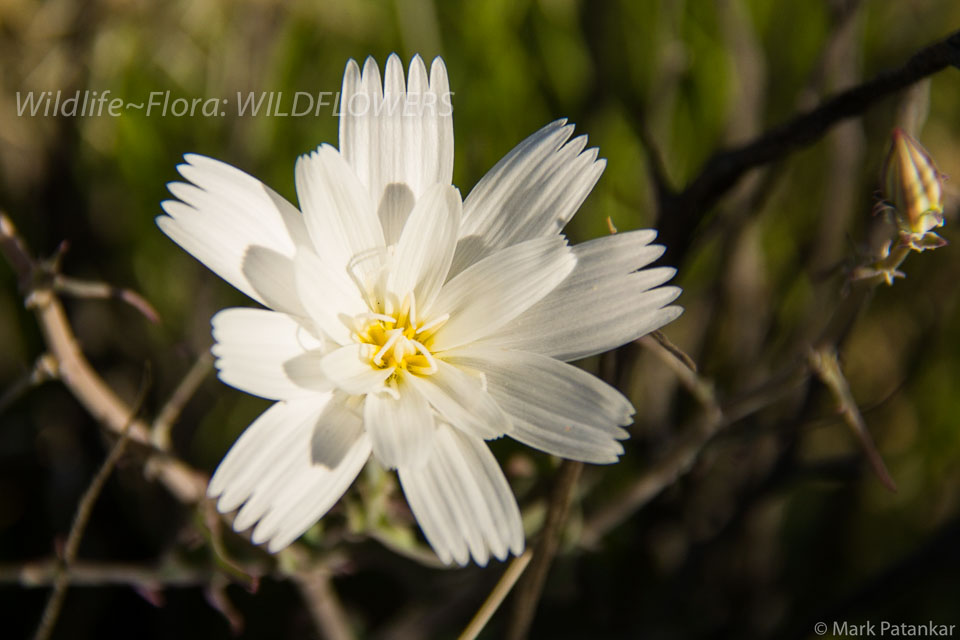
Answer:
[880,128,946,251]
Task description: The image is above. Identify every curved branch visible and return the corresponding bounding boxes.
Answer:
[659,29,960,265]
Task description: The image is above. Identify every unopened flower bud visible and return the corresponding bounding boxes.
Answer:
[880,129,946,250]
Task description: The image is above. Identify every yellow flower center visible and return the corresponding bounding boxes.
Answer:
[353,292,446,377]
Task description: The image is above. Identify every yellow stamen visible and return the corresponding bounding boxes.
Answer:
[353,291,443,379]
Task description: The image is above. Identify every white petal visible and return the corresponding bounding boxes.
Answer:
[211,308,322,400]
[398,425,523,566]
[406,361,508,440]
[230,399,350,533]
[210,396,328,510]
[377,183,416,246]
[383,54,407,189]
[399,55,455,196]
[339,58,373,200]
[389,184,462,309]
[283,350,333,393]
[319,344,394,395]
[402,56,428,192]
[295,144,384,283]
[207,395,371,552]
[565,228,661,277]
[311,392,365,468]
[241,246,306,317]
[158,154,307,308]
[363,378,435,469]
[478,231,683,361]
[257,432,370,552]
[448,120,603,277]
[429,236,576,351]
[507,416,624,464]
[339,54,454,204]
[446,347,632,463]
[294,250,368,345]
[430,57,455,189]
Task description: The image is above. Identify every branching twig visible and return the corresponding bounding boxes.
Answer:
[2,212,357,640]
[0,212,206,504]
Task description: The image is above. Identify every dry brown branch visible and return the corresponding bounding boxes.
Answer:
[0,212,206,504]
[1,211,357,640]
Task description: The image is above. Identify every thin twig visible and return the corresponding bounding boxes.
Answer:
[152,351,214,451]
[639,334,716,410]
[53,274,161,324]
[647,329,698,372]
[0,353,58,414]
[458,550,533,640]
[580,362,810,548]
[33,369,149,640]
[1,558,215,587]
[505,460,583,640]
[196,500,264,592]
[807,346,897,491]
[580,414,723,550]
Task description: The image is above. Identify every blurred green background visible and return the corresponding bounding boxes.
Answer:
[2,0,960,638]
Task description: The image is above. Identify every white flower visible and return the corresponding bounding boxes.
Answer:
[158,54,682,566]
